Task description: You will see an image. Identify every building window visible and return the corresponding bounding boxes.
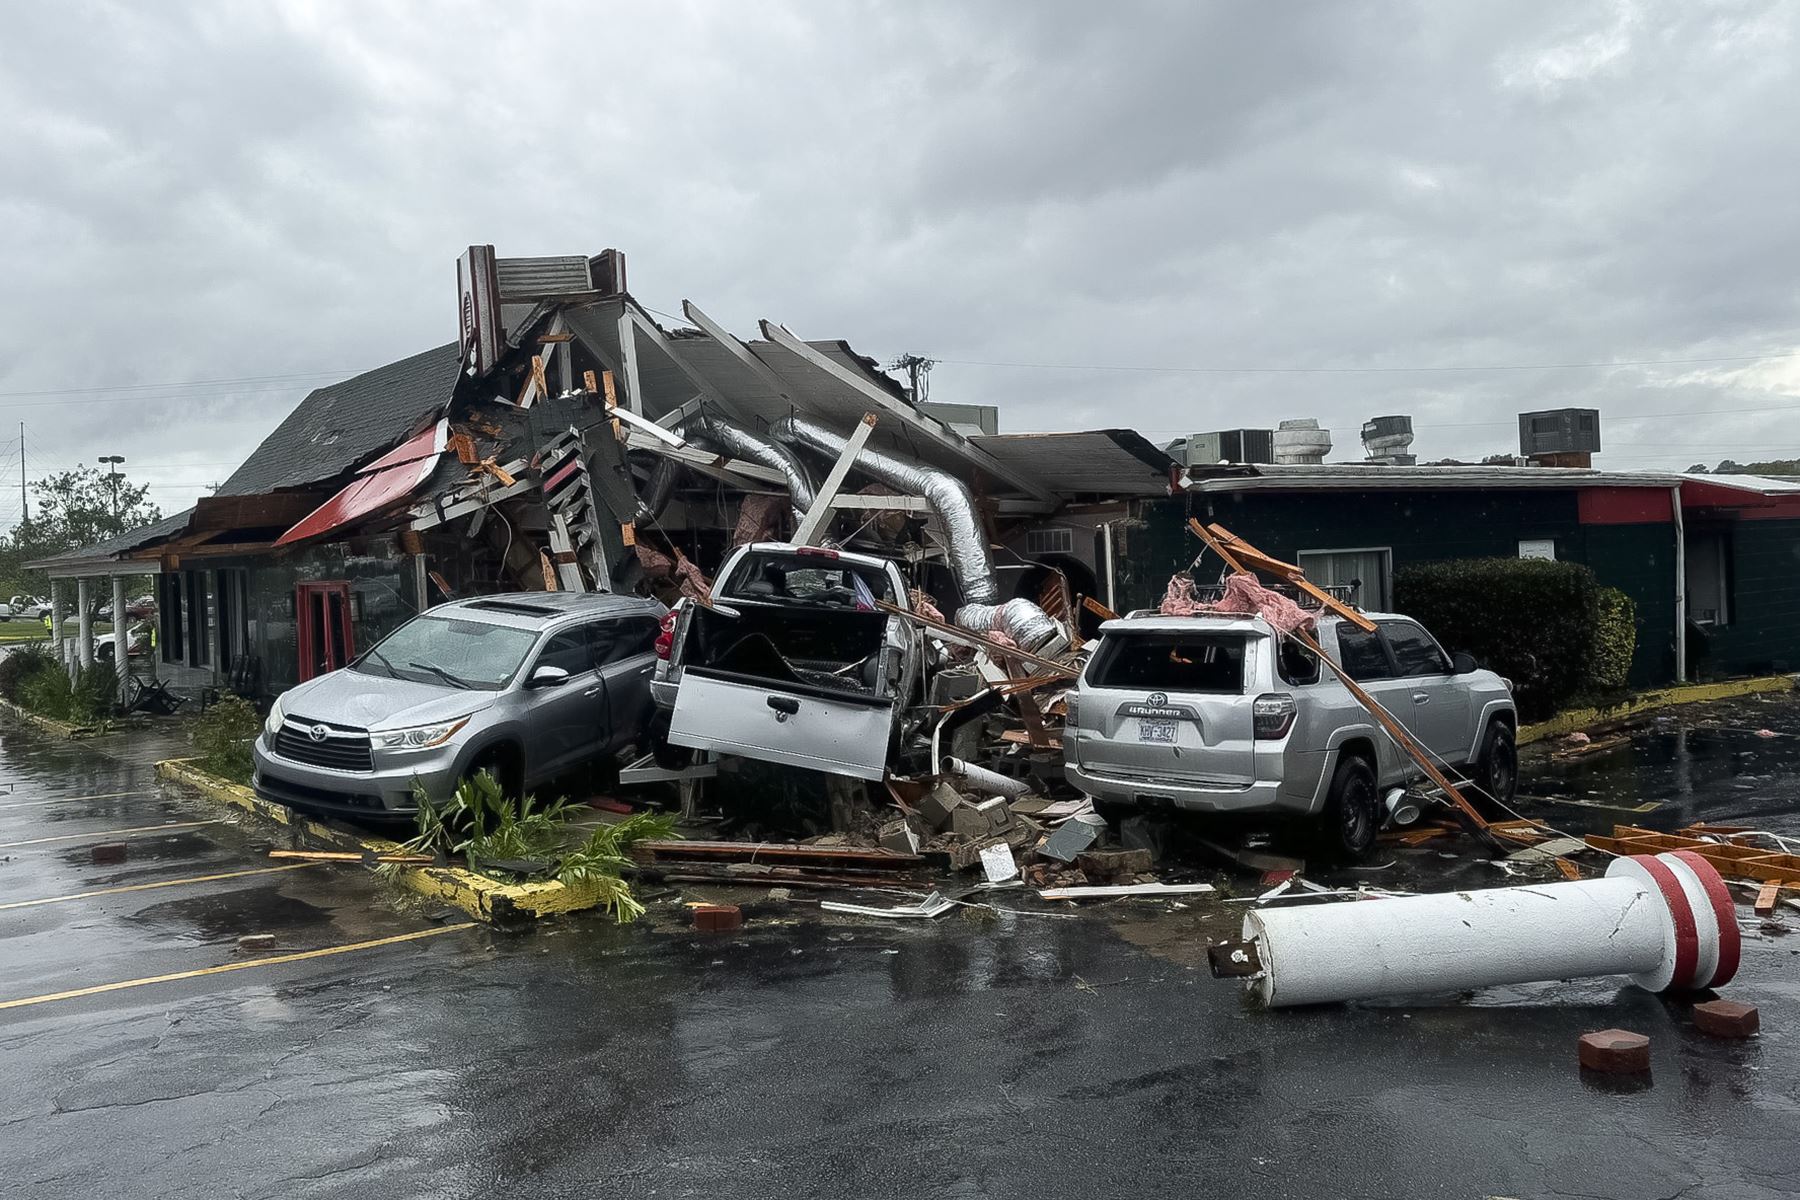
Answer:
[1297,547,1392,611]
[1686,530,1732,627]
[1026,527,1075,556]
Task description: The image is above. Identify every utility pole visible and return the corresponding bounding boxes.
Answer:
[17,422,25,527]
[97,455,125,521]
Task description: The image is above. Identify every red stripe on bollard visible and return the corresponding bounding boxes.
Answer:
[1635,854,1700,992]
[1668,850,1740,989]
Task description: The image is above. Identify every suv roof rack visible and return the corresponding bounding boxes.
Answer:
[464,599,565,617]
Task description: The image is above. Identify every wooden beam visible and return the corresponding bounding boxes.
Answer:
[873,599,1077,678]
[793,413,877,545]
[758,320,1059,506]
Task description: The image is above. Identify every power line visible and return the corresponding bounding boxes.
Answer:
[0,368,361,400]
[932,349,1800,376]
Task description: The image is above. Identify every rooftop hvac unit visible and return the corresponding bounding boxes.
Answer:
[1272,419,1332,465]
[1519,408,1601,457]
[1186,429,1275,466]
[1361,414,1416,466]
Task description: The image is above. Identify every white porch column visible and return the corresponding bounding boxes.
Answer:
[112,576,128,696]
[48,579,63,657]
[76,578,93,668]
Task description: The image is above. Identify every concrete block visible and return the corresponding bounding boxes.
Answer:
[1578,1029,1651,1074]
[879,820,920,855]
[692,904,743,933]
[1117,815,1165,861]
[90,842,128,865]
[973,797,1013,833]
[1691,1000,1759,1039]
[237,934,277,951]
[920,783,965,831]
[951,804,990,839]
[1076,848,1154,880]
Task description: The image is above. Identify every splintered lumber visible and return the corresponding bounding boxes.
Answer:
[1584,824,1800,886]
[268,849,435,866]
[631,839,924,869]
[630,866,923,893]
[1755,882,1781,916]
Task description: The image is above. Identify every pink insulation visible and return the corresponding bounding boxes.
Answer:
[1159,572,1316,635]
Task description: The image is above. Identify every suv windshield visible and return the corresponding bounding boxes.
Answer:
[353,615,540,690]
[721,552,894,608]
[1089,632,1248,692]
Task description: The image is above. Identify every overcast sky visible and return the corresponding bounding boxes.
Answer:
[2,1,1796,522]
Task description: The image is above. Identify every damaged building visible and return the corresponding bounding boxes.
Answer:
[31,246,1172,700]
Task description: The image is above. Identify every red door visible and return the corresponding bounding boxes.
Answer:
[296,582,355,681]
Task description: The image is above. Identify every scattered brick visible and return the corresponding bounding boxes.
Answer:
[237,934,277,951]
[692,903,743,933]
[1578,1029,1651,1074]
[1077,848,1155,881]
[1692,999,1759,1039]
[90,843,128,865]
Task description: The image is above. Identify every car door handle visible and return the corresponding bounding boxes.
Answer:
[1412,692,1430,704]
[583,686,603,697]
[767,696,800,715]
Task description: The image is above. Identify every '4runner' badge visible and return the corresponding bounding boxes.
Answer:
[1119,698,1198,721]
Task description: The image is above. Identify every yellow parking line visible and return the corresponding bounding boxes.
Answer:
[0,820,219,849]
[0,923,478,1011]
[0,791,156,812]
[0,863,324,911]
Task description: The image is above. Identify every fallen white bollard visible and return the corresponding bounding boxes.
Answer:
[1221,851,1740,1007]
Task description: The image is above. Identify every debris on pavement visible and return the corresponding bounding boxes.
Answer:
[1212,851,1741,1008]
[820,892,955,920]
[1691,999,1760,1039]
[1039,882,1217,901]
[1578,1030,1652,1075]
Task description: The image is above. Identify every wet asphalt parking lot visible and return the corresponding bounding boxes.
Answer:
[4,698,1800,1199]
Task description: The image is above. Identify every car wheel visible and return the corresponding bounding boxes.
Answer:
[462,749,521,801]
[1322,755,1379,858]
[1476,721,1518,806]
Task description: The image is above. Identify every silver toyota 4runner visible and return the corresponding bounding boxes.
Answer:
[1062,610,1517,854]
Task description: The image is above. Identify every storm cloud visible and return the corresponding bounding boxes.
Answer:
[1,0,1795,519]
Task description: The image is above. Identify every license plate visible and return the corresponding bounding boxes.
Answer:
[1138,719,1178,743]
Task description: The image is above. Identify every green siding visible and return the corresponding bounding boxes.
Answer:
[1698,519,1800,676]
[1118,491,1678,687]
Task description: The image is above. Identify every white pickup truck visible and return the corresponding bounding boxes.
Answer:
[649,543,923,780]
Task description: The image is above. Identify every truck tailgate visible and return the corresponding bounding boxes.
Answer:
[668,668,894,781]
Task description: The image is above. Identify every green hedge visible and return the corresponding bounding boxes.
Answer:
[1394,558,1631,720]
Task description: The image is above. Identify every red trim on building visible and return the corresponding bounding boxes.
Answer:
[1577,488,1673,525]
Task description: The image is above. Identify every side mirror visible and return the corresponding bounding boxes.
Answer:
[527,664,570,689]
[1451,651,1478,675]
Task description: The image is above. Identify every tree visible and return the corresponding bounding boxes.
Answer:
[0,465,162,599]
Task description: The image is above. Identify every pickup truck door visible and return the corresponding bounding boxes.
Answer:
[1378,619,1473,763]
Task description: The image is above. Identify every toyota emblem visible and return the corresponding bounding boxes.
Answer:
[1147,692,1168,706]
[307,723,330,743]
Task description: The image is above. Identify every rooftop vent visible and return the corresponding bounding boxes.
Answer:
[1519,408,1601,467]
[1273,419,1332,465]
[1184,429,1275,466]
[1361,415,1416,466]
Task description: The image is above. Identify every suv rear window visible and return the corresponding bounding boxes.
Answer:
[1088,633,1247,693]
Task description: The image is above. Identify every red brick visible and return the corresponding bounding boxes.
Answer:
[90,843,127,865]
[692,904,743,933]
[1692,999,1759,1039]
[1578,1029,1651,1074]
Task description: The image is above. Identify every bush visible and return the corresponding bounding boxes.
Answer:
[191,696,261,785]
[12,655,117,725]
[0,643,55,701]
[1589,587,1638,694]
[1394,558,1603,720]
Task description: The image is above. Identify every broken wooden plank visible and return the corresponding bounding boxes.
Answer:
[873,599,1079,678]
[793,412,877,545]
[1038,882,1217,901]
[632,839,924,869]
[1755,881,1781,916]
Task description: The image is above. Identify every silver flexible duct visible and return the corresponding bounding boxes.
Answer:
[637,414,818,525]
[772,414,997,604]
[954,598,1059,651]
[771,414,1062,651]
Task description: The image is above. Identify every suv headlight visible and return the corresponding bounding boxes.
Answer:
[373,718,471,751]
[263,696,286,739]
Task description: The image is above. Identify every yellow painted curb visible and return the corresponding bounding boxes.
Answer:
[0,696,99,740]
[153,758,599,924]
[1518,674,1797,745]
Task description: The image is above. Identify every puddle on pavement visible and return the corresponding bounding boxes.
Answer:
[128,886,335,942]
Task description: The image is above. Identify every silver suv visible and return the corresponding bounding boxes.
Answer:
[253,592,666,821]
[1062,610,1516,854]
